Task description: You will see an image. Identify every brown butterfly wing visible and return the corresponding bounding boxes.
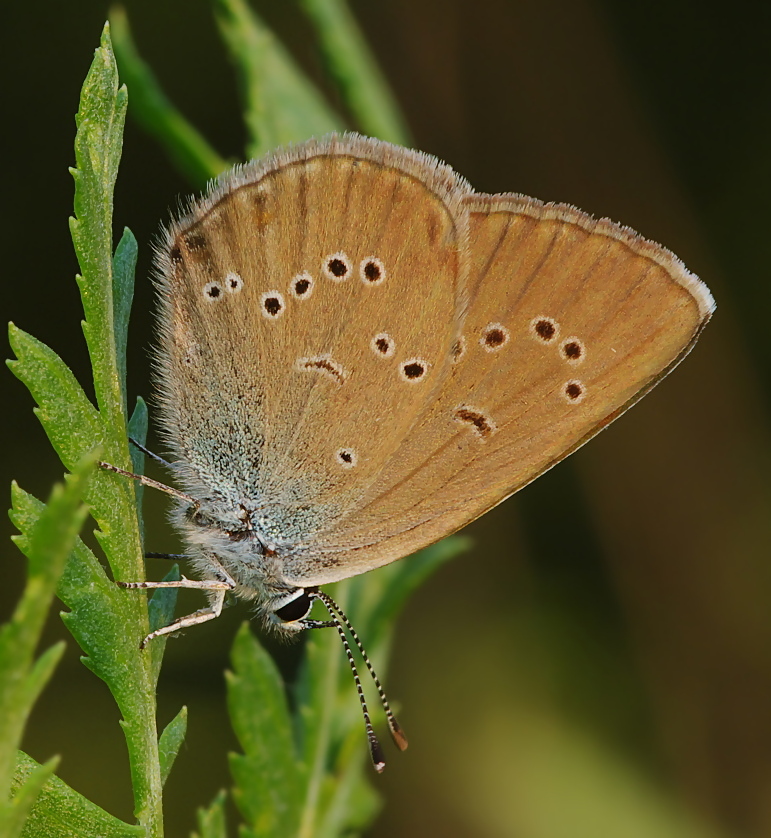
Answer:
[284,191,713,585]
[156,135,471,541]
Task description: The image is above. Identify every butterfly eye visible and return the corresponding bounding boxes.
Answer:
[274,590,313,623]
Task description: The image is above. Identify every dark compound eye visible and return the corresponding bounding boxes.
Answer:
[274,591,312,623]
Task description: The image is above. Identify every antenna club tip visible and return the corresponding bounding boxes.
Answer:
[390,723,409,751]
[369,735,387,773]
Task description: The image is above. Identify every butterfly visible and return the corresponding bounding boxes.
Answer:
[103,133,714,770]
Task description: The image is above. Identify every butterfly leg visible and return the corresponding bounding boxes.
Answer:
[118,570,236,648]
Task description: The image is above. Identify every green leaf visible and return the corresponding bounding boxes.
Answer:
[226,624,303,838]
[214,0,344,159]
[113,227,138,414]
[299,0,411,144]
[127,397,149,546]
[288,538,467,837]
[7,326,104,474]
[0,456,94,838]
[158,705,188,788]
[11,752,143,838]
[148,565,181,688]
[191,789,228,838]
[69,24,128,433]
[110,6,228,186]
[4,755,60,838]
[8,23,166,836]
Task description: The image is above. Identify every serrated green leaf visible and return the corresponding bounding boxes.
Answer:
[7,325,104,470]
[10,486,141,714]
[158,705,188,788]
[299,0,410,144]
[8,23,165,836]
[214,0,343,159]
[191,789,228,838]
[70,26,128,433]
[6,325,143,574]
[11,752,143,838]
[286,539,466,837]
[3,755,59,838]
[227,624,303,838]
[110,6,228,186]
[0,456,94,836]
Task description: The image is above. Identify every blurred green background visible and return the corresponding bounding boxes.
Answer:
[3,1,771,836]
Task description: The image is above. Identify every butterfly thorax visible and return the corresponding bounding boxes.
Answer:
[170,498,305,630]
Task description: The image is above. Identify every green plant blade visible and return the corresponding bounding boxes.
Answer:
[288,538,467,837]
[214,0,344,159]
[7,326,104,474]
[110,6,228,186]
[8,23,168,835]
[113,227,138,414]
[227,624,303,838]
[4,755,60,838]
[191,789,228,838]
[0,456,94,837]
[299,0,410,144]
[148,565,181,688]
[70,25,128,434]
[11,752,143,838]
[158,705,188,788]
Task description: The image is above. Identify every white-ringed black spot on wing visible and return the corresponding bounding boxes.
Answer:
[335,447,357,469]
[296,354,348,385]
[260,291,286,320]
[399,358,430,383]
[453,405,497,441]
[562,379,586,404]
[225,272,243,293]
[560,337,586,365]
[203,281,223,302]
[289,271,314,299]
[370,332,395,358]
[322,252,351,281]
[529,316,559,343]
[360,256,386,285]
[480,322,510,352]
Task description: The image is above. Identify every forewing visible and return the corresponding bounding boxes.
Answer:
[154,135,471,546]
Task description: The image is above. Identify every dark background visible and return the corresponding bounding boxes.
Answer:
[4,1,771,836]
